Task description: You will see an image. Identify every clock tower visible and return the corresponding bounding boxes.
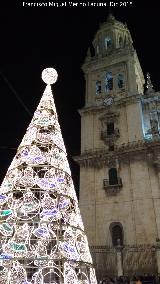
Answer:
[74,14,160,278]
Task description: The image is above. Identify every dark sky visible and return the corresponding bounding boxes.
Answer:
[0,0,160,196]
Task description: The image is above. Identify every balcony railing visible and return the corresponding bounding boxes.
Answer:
[103,177,122,193]
[101,128,120,142]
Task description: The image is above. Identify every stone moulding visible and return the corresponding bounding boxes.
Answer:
[73,138,160,168]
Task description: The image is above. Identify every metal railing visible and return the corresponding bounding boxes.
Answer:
[101,128,120,141]
[103,177,122,190]
[90,244,157,280]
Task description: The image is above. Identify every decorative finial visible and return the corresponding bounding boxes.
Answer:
[42,67,58,85]
[146,72,155,94]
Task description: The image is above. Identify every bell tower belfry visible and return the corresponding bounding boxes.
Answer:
[85,13,144,107]
[74,14,160,277]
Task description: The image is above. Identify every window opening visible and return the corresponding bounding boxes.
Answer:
[109,168,118,185]
[105,72,113,92]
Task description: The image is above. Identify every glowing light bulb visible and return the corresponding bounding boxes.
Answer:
[42,67,58,85]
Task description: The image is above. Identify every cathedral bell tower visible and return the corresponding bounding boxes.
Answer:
[74,14,160,277]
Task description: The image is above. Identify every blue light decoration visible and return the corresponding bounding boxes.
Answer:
[21,149,29,157]
[21,147,46,165]
[57,177,65,183]
[36,178,56,190]
[33,155,44,163]
[0,253,12,260]
[0,194,7,203]
[59,198,69,210]
[63,242,79,261]
[33,227,49,238]
[41,208,59,217]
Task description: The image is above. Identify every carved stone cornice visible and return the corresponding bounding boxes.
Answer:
[89,245,116,253]
[73,150,112,168]
[114,93,141,106]
[99,111,120,121]
[79,94,142,116]
[82,46,134,73]
[73,138,160,168]
[78,105,106,116]
[89,244,155,252]
[141,92,160,104]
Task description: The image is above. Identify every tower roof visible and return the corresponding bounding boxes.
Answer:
[91,13,133,58]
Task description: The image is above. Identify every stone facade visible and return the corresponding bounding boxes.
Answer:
[74,14,160,276]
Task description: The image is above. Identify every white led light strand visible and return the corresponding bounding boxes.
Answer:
[0,68,97,284]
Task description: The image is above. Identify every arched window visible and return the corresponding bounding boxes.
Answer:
[119,36,123,47]
[96,80,101,95]
[117,74,124,88]
[124,35,129,46]
[105,36,112,49]
[105,72,113,92]
[110,223,124,246]
[109,168,118,185]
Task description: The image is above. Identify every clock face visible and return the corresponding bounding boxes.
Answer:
[103,97,113,106]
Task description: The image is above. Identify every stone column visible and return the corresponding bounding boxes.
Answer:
[116,240,123,276]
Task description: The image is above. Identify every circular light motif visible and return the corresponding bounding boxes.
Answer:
[42,68,58,85]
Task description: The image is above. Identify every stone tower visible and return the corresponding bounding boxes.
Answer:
[74,14,160,277]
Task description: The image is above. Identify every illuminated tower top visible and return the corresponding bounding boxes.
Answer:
[82,13,145,107]
[93,13,133,58]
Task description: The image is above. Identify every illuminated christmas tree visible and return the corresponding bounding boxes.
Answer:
[0,68,97,284]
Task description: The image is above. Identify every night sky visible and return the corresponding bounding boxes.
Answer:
[0,0,160,196]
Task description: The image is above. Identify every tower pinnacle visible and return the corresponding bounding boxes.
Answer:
[107,12,115,23]
[146,72,155,94]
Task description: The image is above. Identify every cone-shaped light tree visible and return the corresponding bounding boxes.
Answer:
[0,68,97,284]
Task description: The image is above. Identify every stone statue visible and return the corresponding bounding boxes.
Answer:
[150,118,159,134]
